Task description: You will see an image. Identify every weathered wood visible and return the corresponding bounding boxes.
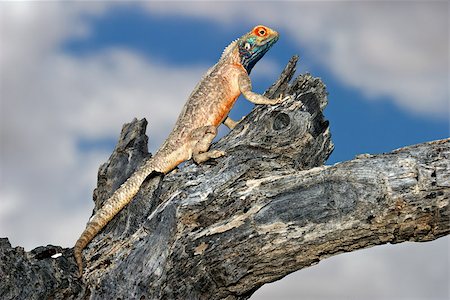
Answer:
[0,56,448,300]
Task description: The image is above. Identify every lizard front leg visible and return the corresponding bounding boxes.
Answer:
[190,126,225,164]
[223,117,239,129]
[238,73,286,105]
[224,72,286,130]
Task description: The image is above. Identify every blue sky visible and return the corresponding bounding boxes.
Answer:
[64,3,449,162]
[0,2,448,299]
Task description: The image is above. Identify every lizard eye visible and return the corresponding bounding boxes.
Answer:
[244,42,252,51]
[253,26,268,37]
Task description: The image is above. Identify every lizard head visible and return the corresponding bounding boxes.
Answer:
[238,25,279,74]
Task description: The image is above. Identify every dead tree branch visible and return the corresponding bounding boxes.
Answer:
[1,56,448,300]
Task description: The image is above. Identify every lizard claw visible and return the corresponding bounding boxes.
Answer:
[275,94,292,104]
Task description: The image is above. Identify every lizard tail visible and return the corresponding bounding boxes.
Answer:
[74,158,160,277]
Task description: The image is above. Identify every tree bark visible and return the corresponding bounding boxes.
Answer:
[0,56,448,300]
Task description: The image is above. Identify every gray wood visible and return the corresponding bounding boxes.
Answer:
[0,56,448,300]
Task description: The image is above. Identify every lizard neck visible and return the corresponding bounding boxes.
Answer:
[218,40,246,70]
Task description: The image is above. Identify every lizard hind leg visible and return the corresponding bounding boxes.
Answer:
[190,125,225,164]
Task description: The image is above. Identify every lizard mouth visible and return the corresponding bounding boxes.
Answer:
[262,35,279,47]
[258,31,279,53]
[242,35,278,74]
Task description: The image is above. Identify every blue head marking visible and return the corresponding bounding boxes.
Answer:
[238,34,278,74]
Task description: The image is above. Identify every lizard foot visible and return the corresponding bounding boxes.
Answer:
[193,149,225,164]
[275,94,292,104]
[209,149,225,158]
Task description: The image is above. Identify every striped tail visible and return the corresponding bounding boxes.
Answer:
[74,158,159,277]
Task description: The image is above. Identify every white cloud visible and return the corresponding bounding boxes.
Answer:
[253,238,449,299]
[144,1,449,118]
[304,2,448,116]
[0,2,448,299]
[0,2,206,250]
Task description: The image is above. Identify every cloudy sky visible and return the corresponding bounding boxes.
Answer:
[0,1,448,299]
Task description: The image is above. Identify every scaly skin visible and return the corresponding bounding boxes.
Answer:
[74,25,284,277]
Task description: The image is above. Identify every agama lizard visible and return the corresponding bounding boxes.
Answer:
[74,25,285,277]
